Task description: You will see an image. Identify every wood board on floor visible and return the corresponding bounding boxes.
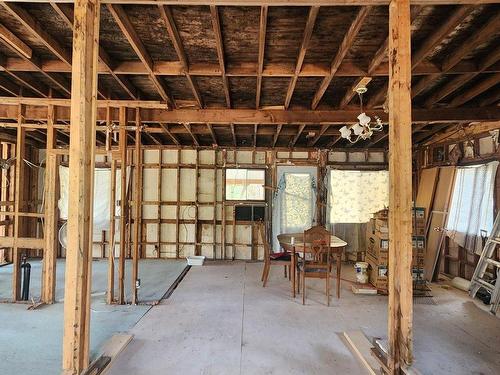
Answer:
[343,331,381,375]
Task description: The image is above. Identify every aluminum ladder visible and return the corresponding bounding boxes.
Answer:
[470,211,500,315]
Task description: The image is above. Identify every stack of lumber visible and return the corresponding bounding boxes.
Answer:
[365,208,426,294]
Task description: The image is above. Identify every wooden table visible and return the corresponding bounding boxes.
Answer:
[277,233,347,299]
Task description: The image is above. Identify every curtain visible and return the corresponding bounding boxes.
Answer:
[328,170,388,254]
[279,172,315,234]
[328,169,389,224]
[446,161,498,254]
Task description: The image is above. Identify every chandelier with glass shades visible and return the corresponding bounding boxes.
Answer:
[339,86,383,144]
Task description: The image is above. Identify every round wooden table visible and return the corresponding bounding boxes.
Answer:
[277,233,347,299]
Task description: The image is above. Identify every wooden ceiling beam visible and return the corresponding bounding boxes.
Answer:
[207,123,218,145]
[341,6,422,109]
[256,6,268,109]
[159,123,180,145]
[1,2,71,66]
[412,11,500,99]
[183,123,199,146]
[289,124,305,147]
[158,5,203,108]
[284,6,319,109]
[51,2,138,99]
[1,101,499,124]
[210,6,231,108]
[0,22,32,59]
[449,72,500,107]
[307,124,329,146]
[230,123,236,146]
[1,1,497,5]
[368,5,472,107]
[108,4,174,106]
[311,6,372,110]
[425,48,500,107]
[272,124,282,147]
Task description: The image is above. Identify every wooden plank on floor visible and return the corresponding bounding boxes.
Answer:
[343,331,381,375]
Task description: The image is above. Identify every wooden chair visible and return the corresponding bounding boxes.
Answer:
[297,226,332,306]
[257,222,292,287]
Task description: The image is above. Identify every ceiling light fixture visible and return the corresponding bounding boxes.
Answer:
[339,86,383,144]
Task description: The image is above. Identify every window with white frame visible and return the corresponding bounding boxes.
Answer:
[225,169,265,201]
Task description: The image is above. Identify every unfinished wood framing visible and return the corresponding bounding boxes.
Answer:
[387,0,413,372]
[61,0,100,373]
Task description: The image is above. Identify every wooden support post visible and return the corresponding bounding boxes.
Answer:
[157,149,161,258]
[12,104,25,301]
[387,0,413,373]
[194,150,200,256]
[175,149,180,258]
[62,0,100,373]
[42,104,59,304]
[131,109,141,305]
[118,106,127,305]
[107,158,116,304]
[221,150,226,260]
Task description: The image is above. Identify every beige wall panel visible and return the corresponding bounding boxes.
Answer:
[179,223,196,243]
[199,206,214,220]
[368,152,385,163]
[216,170,223,201]
[160,244,176,258]
[329,152,347,162]
[479,136,495,154]
[142,168,159,200]
[291,151,308,159]
[161,205,177,219]
[235,224,252,244]
[145,244,157,257]
[349,152,365,162]
[142,204,157,220]
[143,150,159,164]
[160,223,177,242]
[236,151,253,164]
[180,244,195,257]
[162,149,178,163]
[254,151,266,164]
[161,169,178,201]
[199,150,216,164]
[225,205,234,220]
[234,246,251,260]
[180,169,197,201]
[180,149,197,164]
[226,150,235,163]
[179,205,197,220]
[198,169,215,202]
[146,223,158,242]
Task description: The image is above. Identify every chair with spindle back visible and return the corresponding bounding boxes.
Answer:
[297,226,332,306]
[257,221,291,287]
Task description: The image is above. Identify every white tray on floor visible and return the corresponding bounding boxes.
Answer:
[186,255,206,266]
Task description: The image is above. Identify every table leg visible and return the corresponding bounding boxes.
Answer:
[291,246,296,298]
[336,250,342,299]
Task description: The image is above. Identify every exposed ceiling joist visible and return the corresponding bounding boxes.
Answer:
[311,6,372,109]
[255,6,268,109]
[209,6,231,108]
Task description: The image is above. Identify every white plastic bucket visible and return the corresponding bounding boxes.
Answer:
[354,262,369,284]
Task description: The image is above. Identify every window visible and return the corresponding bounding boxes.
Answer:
[446,161,498,254]
[328,169,389,224]
[225,169,265,201]
[280,173,314,233]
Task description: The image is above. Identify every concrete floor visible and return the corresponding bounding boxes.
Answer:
[106,261,500,375]
[0,258,187,375]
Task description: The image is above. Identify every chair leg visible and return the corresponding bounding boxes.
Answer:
[301,272,305,305]
[284,265,287,278]
[326,274,330,307]
[288,265,291,280]
[296,268,300,294]
[263,263,270,287]
[261,260,267,282]
[336,254,341,299]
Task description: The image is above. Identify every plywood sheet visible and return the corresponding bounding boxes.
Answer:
[416,167,438,222]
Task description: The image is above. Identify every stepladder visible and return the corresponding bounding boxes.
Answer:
[470,212,500,315]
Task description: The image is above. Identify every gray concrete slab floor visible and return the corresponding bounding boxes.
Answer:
[106,261,500,375]
[0,258,187,375]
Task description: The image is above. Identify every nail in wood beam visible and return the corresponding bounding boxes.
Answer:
[256,6,267,109]
[387,0,413,373]
[61,1,100,373]
[41,104,58,304]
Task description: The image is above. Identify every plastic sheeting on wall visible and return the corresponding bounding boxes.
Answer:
[58,166,129,232]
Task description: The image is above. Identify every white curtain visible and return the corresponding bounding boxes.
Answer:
[446,161,498,254]
[272,166,316,251]
[328,169,389,224]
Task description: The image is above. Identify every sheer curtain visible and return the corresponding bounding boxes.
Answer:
[446,161,498,254]
[328,169,389,253]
